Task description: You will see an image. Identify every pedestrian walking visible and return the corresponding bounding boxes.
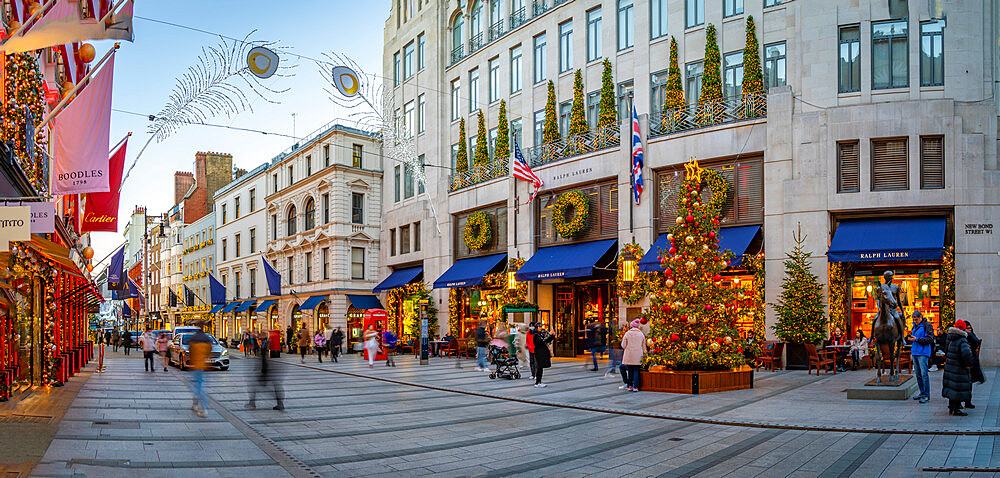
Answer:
[122,330,132,356]
[330,327,344,363]
[285,325,294,354]
[141,327,157,372]
[905,310,933,403]
[251,332,260,356]
[363,325,379,368]
[297,326,311,363]
[963,320,985,409]
[156,332,170,371]
[474,320,490,372]
[246,334,284,411]
[111,328,119,352]
[942,320,975,416]
[187,324,213,418]
[526,324,536,379]
[588,320,608,372]
[619,319,647,392]
[382,329,398,367]
[530,322,553,388]
[314,330,327,363]
[514,325,529,368]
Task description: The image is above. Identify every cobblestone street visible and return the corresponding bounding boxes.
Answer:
[13,349,997,477]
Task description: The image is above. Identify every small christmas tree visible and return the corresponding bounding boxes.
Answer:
[456,118,469,172]
[741,15,765,117]
[642,159,745,371]
[771,224,828,344]
[661,37,685,129]
[474,110,489,166]
[495,100,510,159]
[543,80,560,143]
[597,59,616,129]
[699,24,723,124]
[4,52,47,191]
[569,70,588,136]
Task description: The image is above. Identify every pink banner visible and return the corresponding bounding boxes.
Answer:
[51,54,114,195]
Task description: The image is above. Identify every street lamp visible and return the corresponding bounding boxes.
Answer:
[506,270,517,290]
[621,251,637,283]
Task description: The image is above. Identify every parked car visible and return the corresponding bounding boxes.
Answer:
[167,333,230,370]
[172,326,202,336]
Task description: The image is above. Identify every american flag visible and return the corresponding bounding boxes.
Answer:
[511,134,543,204]
[630,104,645,205]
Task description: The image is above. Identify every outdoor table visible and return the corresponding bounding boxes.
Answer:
[430,340,449,357]
[825,345,850,369]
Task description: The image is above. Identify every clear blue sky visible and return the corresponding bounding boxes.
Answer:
[89,0,390,263]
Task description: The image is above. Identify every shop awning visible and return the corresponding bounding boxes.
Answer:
[638,225,761,271]
[372,266,423,293]
[828,217,946,262]
[254,299,277,313]
[220,301,241,313]
[433,253,508,288]
[638,234,672,272]
[346,294,383,310]
[234,300,256,312]
[208,304,225,313]
[298,294,327,310]
[515,239,617,281]
[25,236,84,278]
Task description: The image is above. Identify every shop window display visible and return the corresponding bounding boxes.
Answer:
[850,269,941,338]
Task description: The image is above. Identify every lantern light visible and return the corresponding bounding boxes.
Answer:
[866,285,873,293]
[622,252,637,283]
[507,270,517,290]
[921,284,929,292]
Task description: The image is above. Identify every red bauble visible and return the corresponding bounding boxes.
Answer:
[639,317,649,325]
[712,219,719,225]
[712,274,722,282]
[668,247,677,254]
[685,214,695,223]
[663,304,672,312]
[716,337,724,344]
[669,333,680,342]
[664,268,672,276]
[704,304,713,311]
[708,232,716,239]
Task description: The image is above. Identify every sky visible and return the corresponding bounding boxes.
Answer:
[88,0,391,265]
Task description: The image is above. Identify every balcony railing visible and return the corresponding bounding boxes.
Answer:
[649,92,767,138]
[488,20,505,41]
[526,124,621,167]
[532,0,549,16]
[509,7,526,29]
[450,157,510,192]
[451,45,465,65]
[469,32,484,53]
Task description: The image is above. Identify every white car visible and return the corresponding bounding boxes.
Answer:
[167,333,230,370]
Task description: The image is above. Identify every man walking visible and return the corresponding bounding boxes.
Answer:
[588,320,608,372]
[188,323,213,418]
[474,320,490,372]
[246,334,284,411]
[382,328,398,367]
[111,328,120,352]
[122,330,132,356]
[906,310,933,403]
[329,327,343,363]
[297,326,311,363]
[285,325,295,354]
[141,326,157,372]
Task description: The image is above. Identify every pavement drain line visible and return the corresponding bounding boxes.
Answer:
[283,361,1000,436]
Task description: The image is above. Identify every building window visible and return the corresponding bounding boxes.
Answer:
[685,61,702,105]
[685,0,703,28]
[871,138,909,191]
[271,214,277,240]
[403,163,415,199]
[287,257,293,285]
[920,136,944,189]
[351,192,364,224]
[417,94,426,133]
[322,247,329,280]
[286,206,297,236]
[305,252,312,283]
[586,90,601,128]
[533,109,545,146]
[234,197,240,219]
[221,204,227,224]
[306,155,312,176]
[323,144,330,168]
[764,42,786,88]
[510,118,522,148]
[489,127,498,154]
[451,143,460,171]
[723,0,742,17]
[351,248,365,280]
[322,193,330,224]
[617,80,634,121]
[872,20,908,90]
[451,79,461,120]
[394,165,401,202]
[403,101,415,138]
[221,238,227,261]
[390,228,396,256]
[414,221,421,252]
[272,173,278,193]
[235,233,241,257]
[469,68,479,111]
[400,225,411,254]
[920,20,944,87]
[650,70,668,115]
[489,57,501,103]
[249,269,256,298]
[839,25,861,93]
[587,8,602,62]
[287,165,294,185]
[418,155,426,194]
[723,51,743,98]
[249,188,256,211]
[617,0,633,50]
[764,0,780,7]
[235,272,241,299]
[837,141,860,193]
[650,0,667,38]
[559,20,573,72]
[417,32,425,70]
[510,45,522,93]
[533,33,546,84]
[249,228,256,253]
[304,198,315,230]
[558,101,571,137]
[403,41,415,79]
[470,0,484,45]
[393,51,400,86]
[452,14,464,57]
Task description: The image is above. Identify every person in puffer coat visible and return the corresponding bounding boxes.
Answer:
[941,320,975,416]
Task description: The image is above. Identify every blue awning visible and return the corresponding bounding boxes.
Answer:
[298,294,327,310]
[433,253,508,288]
[515,239,617,281]
[254,299,277,313]
[638,225,761,271]
[828,217,946,262]
[221,301,240,313]
[346,294,384,310]
[234,300,256,313]
[372,266,424,293]
[208,304,225,313]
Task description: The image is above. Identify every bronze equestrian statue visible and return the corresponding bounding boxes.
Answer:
[871,271,906,384]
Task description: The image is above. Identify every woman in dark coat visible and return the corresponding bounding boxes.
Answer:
[530,323,554,388]
[963,321,985,408]
[941,320,975,416]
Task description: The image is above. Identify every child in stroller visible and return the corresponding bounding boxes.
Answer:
[488,344,520,380]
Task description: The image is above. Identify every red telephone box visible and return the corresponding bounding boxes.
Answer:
[268,329,281,358]
[363,309,387,361]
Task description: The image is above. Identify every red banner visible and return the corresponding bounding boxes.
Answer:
[81,137,127,232]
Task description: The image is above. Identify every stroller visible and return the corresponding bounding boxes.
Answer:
[488,344,520,380]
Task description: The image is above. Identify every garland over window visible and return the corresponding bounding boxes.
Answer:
[551,190,589,238]
[463,211,492,250]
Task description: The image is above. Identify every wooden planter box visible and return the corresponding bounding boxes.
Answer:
[784,343,810,370]
[639,368,754,394]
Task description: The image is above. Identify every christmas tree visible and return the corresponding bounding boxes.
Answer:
[3,53,47,192]
[643,159,745,370]
[699,24,723,125]
[569,70,588,136]
[495,100,510,159]
[543,80,560,143]
[741,15,765,117]
[661,37,685,129]
[597,59,616,129]
[474,110,489,166]
[456,118,469,172]
[771,224,828,344]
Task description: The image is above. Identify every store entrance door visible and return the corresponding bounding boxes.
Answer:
[553,285,576,357]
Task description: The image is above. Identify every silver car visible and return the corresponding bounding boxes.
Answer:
[167,333,230,371]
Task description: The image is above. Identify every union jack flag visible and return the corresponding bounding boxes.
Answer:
[630,104,645,205]
[511,134,543,204]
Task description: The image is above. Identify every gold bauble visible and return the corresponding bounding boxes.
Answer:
[664,279,675,288]
[666,234,674,242]
[702,244,709,251]
[78,43,96,63]
[709,342,721,353]
[675,216,684,225]
[724,336,733,344]
[646,338,654,347]
[685,261,696,270]
[7,21,21,33]
[674,301,684,309]
[28,2,41,15]
[61,81,74,92]
[86,263,94,272]
[82,246,95,260]
[687,315,697,324]
[693,201,701,207]
[686,341,697,349]
[685,236,695,244]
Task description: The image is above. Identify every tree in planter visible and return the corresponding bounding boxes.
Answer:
[770,224,828,345]
[597,59,616,129]
[661,37,685,131]
[543,80,560,143]
[698,24,723,125]
[568,69,588,152]
[495,100,510,160]
[741,15,765,118]
[474,110,490,167]
[456,118,469,172]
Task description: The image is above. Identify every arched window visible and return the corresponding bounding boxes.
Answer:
[304,198,316,231]
[470,1,483,39]
[452,14,464,54]
[286,206,297,236]
[490,0,502,28]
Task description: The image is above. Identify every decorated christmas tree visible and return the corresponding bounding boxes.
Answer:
[495,100,510,159]
[543,80,560,143]
[741,15,765,117]
[597,59,616,129]
[771,224,828,344]
[699,24,723,125]
[569,70,588,136]
[661,37,685,129]
[474,110,489,166]
[456,118,469,172]
[3,53,47,191]
[643,159,745,370]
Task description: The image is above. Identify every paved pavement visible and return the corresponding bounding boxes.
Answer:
[25,348,1000,477]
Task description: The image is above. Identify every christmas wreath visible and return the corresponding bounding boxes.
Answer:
[551,190,589,238]
[463,211,492,250]
[697,168,730,215]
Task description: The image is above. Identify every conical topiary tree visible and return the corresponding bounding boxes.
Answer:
[597,59,616,129]
[495,100,510,159]
[741,15,765,117]
[543,80,560,143]
[456,118,468,172]
[699,24,723,124]
[569,69,588,136]
[771,224,828,344]
[474,110,489,166]
[661,36,685,130]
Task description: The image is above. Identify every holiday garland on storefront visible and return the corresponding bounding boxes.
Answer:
[386,282,438,338]
[463,211,492,250]
[448,288,460,334]
[940,246,955,328]
[9,242,61,386]
[743,252,766,342]
[551,190,589,238]
[827,261,850,335]
[3,53,48,192]
[616,242,657,305]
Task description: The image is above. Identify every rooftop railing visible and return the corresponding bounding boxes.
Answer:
[449,157,510,192]
[649,92,766,138]
[525,123,621,167]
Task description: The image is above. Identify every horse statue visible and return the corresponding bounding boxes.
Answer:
[871,271,906,384]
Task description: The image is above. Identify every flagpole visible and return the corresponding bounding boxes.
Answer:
[98,0,128,25]
[0,0,57,45]
[38,43,119,129]
[627,91,634,236]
